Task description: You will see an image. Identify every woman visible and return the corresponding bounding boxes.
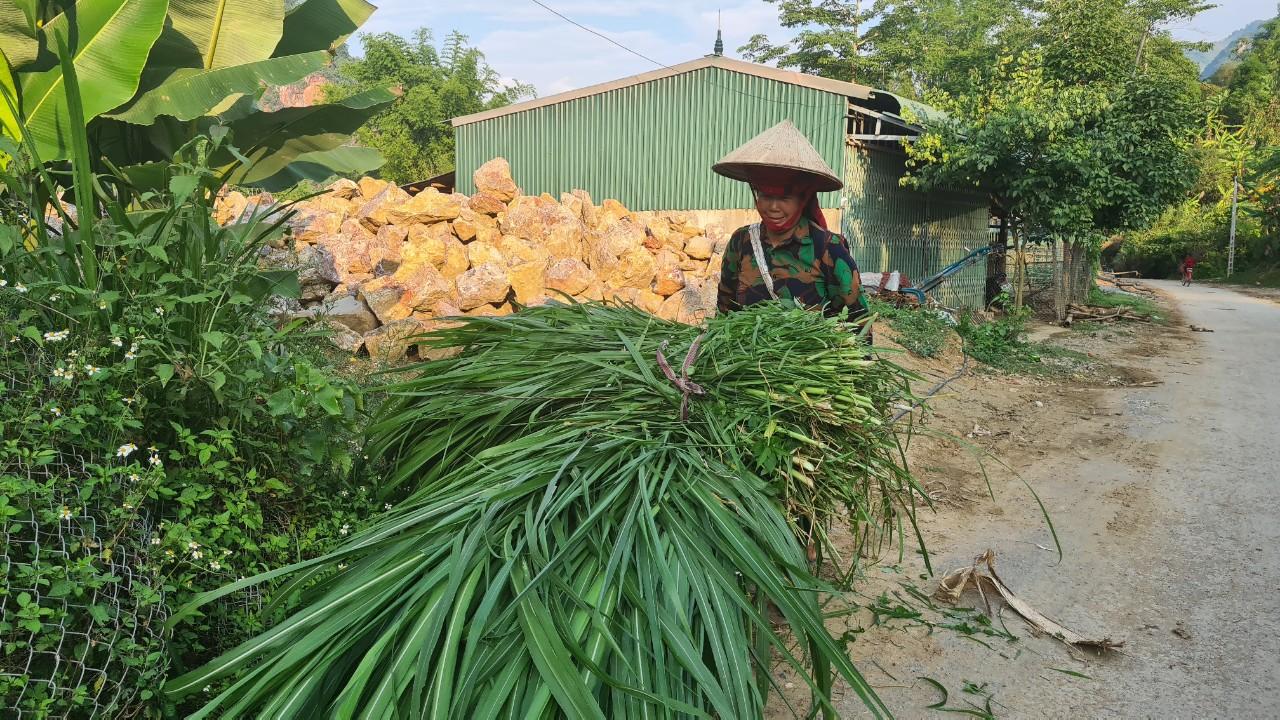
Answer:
[712,121,871,562]
[713,120,869,326]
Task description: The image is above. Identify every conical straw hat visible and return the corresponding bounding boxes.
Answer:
[712,119,843,192]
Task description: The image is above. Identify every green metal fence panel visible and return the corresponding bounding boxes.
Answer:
[455,67,847,211]
[840,146,989,310]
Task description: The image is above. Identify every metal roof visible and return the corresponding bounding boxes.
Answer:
[452,56,877,127]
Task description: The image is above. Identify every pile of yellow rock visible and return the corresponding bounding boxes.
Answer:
[218,158,728,360]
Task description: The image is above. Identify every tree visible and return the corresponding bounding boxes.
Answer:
[899,0,1204,314]
[740,0,1035,99]
[324,29,534,184]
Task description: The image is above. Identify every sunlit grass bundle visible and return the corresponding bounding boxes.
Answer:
[166,302,926,719]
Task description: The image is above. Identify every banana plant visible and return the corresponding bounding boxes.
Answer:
[0,0,387,187]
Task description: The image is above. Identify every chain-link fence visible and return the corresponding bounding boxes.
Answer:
[1006,239,1094,315]
[1,451,169,719]
[842,146,992,311]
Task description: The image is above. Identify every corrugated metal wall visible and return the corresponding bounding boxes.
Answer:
[455,67,847,210]
[841,146,989,310]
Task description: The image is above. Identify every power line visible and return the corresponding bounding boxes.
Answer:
[525,0,838,109]
[527,0,670,69]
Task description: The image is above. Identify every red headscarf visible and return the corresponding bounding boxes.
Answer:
[747,168,828,232]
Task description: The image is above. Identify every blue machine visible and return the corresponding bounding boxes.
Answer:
[896,245,994,304]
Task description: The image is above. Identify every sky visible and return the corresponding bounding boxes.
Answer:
[360,0,1280,97]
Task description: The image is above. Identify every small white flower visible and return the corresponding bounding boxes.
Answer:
[154,307,165,316]
[122,396,135,405]
[129,342,139,352]
[59,506,73,520]
[188,541,199,550]
[97,300,108,310]
[43,329,70,342]
[384,503,392,511]
[209,561,221,571]
[164,549,175,557]
[50,407,61,417]
[223,549,231,556]
[124,352,136,360]
[7,336,16,343]
[117,443,138,458]
[111,337,123,347]
[148,454,162,467]
[339,523,351,536]
[339,490,348,498]
[49,293,60,302]
[151,537,161,545]
[121,502,134,510]
[0,279,6,287]
[337,563,348,570]
[203,686,210,694]
[128,473,140,482]
[84,364,101,376]
[191,549,203,559]
[358,486,366,494]
[67,350,78,358]
[14,283,27,293]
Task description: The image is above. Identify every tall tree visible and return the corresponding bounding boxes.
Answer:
[326,29,534,183]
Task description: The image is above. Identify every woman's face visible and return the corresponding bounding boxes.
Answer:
[753,189,803,226]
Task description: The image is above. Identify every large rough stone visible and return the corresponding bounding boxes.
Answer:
[376,224,408,264]
[465,302,514,317]
[292,207,345,245]
[545,258,594,297]
[322,320,364,352]
[357,177,389,199]
[466,239,505,268]
[440,236,471,281]
[684,235,713,260]
[658,279,717,324]
[473,158,518,202]
[358,276,412,325]
[591,220,653,287]
[508,260,549,306]
[595,198,631,229]
[468,191,507,217]
[386,188,463,225]
[328,178,360,200]
[635,289,665,314]
[500,195,585,260]
[364,318,428,362]
[404,222,453,268]
[356,185,410,230]
[652,250,686,297]
[298,244,340,301]
[412,316,464,361]
[215,190,249,225]
[326,219,396,277]
[498,235,550,266]
[455,263,511,310]
[396,260,454,312]
[322,295,379,334]
[452,216,478,242]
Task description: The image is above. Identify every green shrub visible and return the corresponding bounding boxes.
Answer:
[1,90,374,715]
[956,309,1041,369]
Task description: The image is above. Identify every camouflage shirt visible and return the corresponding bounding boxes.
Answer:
[716,218,869,320]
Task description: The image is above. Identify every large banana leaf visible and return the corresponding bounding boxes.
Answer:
[149,0,283,71]
[251,145,384,190]
[17,0,168,161]
[273,0,375,57]
[226,86,394,185]
[0,1,41,69]
[0,51,19,142]
[108,50,329,124]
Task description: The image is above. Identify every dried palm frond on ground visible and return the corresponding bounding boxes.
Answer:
[167,302,928,719]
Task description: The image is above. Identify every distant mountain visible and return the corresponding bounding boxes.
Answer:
[1186,19,1269,81]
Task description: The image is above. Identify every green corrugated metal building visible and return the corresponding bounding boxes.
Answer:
[451,56,992,309]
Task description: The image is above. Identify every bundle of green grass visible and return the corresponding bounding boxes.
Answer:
[167,302,926,719]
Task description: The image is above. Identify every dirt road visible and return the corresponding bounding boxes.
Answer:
[825,281,1280,718]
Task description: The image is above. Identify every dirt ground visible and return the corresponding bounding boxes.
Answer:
[769,280,1280,719]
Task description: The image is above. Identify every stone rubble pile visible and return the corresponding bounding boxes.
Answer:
[218,158,730,360]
